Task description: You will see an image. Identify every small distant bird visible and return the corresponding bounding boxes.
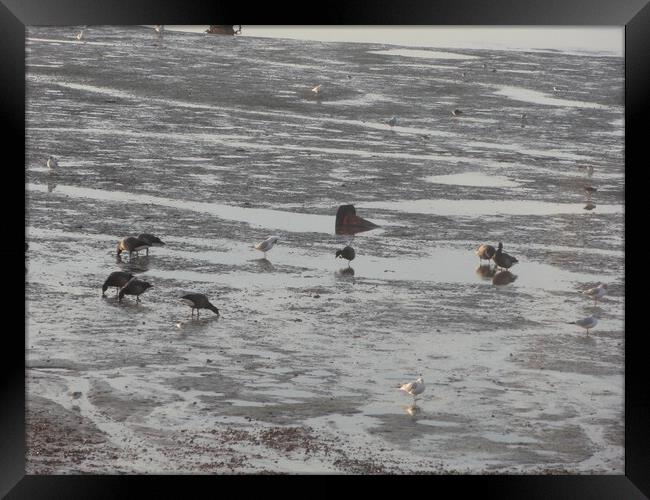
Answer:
[137,233,165,255]
[584,186,597,194]
[153,25,163,34]
[75,30,84,41]
[578,165,594,176]
[493,242,519,271]
[398,376,425,401]
[118,278,152,302]
[451,109,463,117]
[387,116,398,128]
[492,270,517,286]
[180,293,220,317]
[583,203,596,211]
[490,68,497,73]
[311,84,322,94]
[116,236,151,258]
[254,236,280,258]
[102,271,134,297]
[553,86,562,92]
[583,283,607,305]
[475,244,496,264]
[335,246,355,266]
[570,314,598,334]
[46,156,58,169]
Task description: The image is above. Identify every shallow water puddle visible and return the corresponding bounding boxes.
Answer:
[494,85,612,110]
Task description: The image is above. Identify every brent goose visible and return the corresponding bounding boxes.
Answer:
[570,314,598,334]
[254,236,280,258]
[180,293,220,317]
[493,242,519,271]
[335,245,355,266]
[46,156,58,169]
[387,116,398,127]
[116,236,151,258]
[102,271,134,297]
[583,283,607,305]
[475,244,496,265]
[118,278,152,302]
[335,205,379,235]
[398,376,425,401]
[137,233,165,255]
[451,109,463,117]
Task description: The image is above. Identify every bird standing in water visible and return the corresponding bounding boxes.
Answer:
[311,84,322,94]
[387,116,398,128]
[398,376,425,402]
[493,242,519,271]
[570,314,598,334]
[102,271,134,297]
[475,244,496,265]
[116,236,151,259]
[583,283,607,305]
[46,156,58,170]
[118,278,152,302]
[137,233,165,255]
[335,245,355,267]
[254,236,280,258]
[180,293,220,318]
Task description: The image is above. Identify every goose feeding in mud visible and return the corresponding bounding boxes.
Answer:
[254,236,280,258]
[102,271,134,297]
[335,245,356,266]
[116,236,151,258]
[335,204,379,235]
[475,244,496,265]
[493,242,518,271]
[118,278,152,303]
[583,283,607,305]
[180,293,220,318]
[137,233,165,255]
[46,156,58,169]
[398,376,425,401]
[570,314,598,334]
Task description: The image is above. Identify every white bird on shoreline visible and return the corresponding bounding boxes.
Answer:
[570,314,598,334]
[154,25,163,34]
[75,30,84,41]
[253,236,280,258]
[311,84,322,94]
[583,283,607,305]
[46,156,58,169]
[398,376,425,401]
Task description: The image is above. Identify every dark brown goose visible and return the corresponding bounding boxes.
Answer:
[118,278,152,302]
[102,271,134,297]
[492,242,519,271]
[335,245,356,266]
[137,233,165,255]
[180,293,220,317]
[116,236,151,258]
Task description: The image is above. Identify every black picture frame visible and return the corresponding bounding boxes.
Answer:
[5,1,647,497]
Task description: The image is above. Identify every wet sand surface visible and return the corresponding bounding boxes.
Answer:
[26,26,624,474]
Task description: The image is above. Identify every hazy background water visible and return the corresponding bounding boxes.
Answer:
[26,26,624,474]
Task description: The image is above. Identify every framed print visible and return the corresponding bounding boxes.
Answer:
[3,0,649,497]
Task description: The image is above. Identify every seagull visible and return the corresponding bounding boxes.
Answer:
[102,271,134,297]
[335,245,355,267]
[253,236,280,258]
[583,283,607,305]
[398,376,425,401]
[153,25,163,34]
[493,242,519,271]
[311,84,322,94]
[475,244,496,265]
[137,233,165,255]
[75,30,84,41]
[553,86,562,92]
[180,293,220,318]
[118,278,152,303]
[386,116,398,128]
[584,186,597,194]
[116,236,151,258]
[570,314,598,334]
[451,109,463,117]
[46,156,58,169]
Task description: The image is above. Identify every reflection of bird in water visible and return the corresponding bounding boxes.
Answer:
[492,270,517,286]
[569,314,598,334]
[451,109,463,117]
[137,233,165,255]
[493,242,519,271]
[102,271,134,297]
[386,116,398,128]
[404,404,422,416]
[46,155,58,170]
[336,266,355,277]
[335,245,355,267]
[583,203,596,211]
[398,376,425,402]
[335,204,379,235]
[476,264,496,279]
[253,235,280,258]
[118,278,152,303]
[254,257,275,272]
[583,283,607,305]
[116,236,151,259]
[180,293,220,318]
[475,244,496,265]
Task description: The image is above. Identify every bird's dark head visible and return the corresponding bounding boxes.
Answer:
[209,304,220,316]
[336,205,356,226]
[497,242,503,250]
[335,250,343,258]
